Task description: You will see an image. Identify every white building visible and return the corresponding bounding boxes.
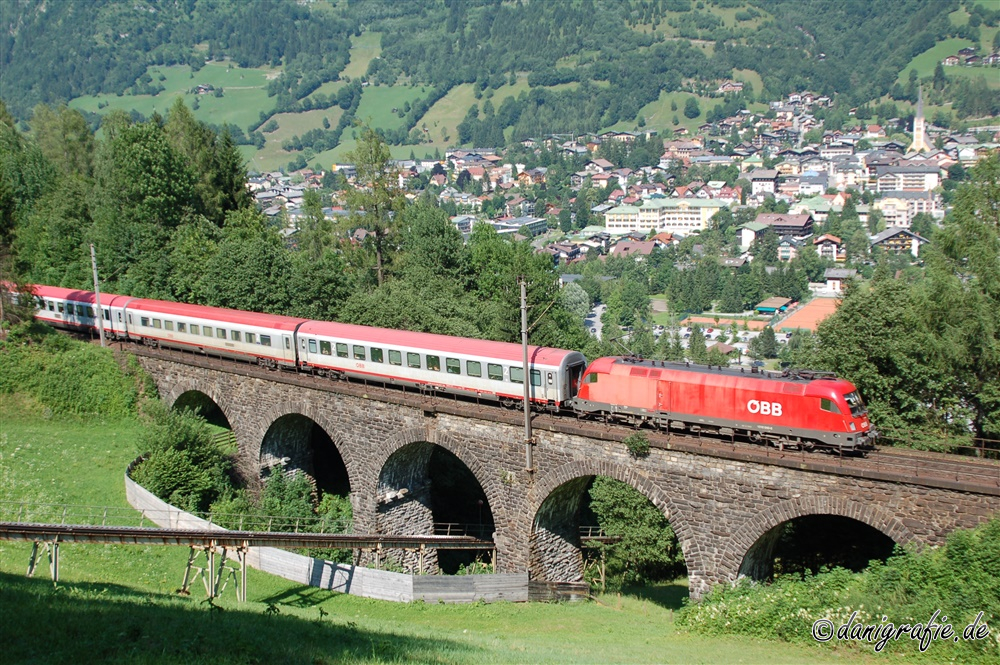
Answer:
[604,199,727,234]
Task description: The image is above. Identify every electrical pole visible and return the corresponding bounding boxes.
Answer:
[90,244,106,348]
[520,277,533,472]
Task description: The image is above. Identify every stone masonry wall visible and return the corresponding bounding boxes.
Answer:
[139,356,1000,600]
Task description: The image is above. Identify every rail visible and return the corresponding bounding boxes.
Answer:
[127,344,1000,494]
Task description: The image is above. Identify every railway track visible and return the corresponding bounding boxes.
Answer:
[107,341,1000,494]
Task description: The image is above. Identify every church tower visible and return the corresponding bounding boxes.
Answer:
[909,86,931,153]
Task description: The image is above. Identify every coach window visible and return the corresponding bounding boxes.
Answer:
[336,343,348,358]
[426,355,440,371]
[466,361,482,377]
[407,352,421,369]
[389,350,402,366]
[245,332,254,344]
[152,319,162,329]
[86,306,95,318]
[308,339,318,354]
[80,305,88,316]
[353,345,366,361]
[531,370,542,387]
[217,328,226,339]
[487,363,503,381]
[57,303,65,313]
[446,358,461,375]
[48,302,55,311]
[140,317,149,327]
[510,367,524,384]
[231,330,241,342]
[260,335,271,347]
[190,324,199,335]
[103,308,110,320]
[320,341,332,355]
[165,321,174,331]
[204,326,213,337]
[370,348,384,363]
[177,322,186,333]
[820,398,841,414]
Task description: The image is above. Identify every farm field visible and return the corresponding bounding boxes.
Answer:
[341,31,382,81]
[250,107,345,173]
[0,392,877,664]
[897,38,999,88]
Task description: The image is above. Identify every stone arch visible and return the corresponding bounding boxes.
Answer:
[161,378,244,442]
[250,401,360,495]
[528,460,700,586]
[719,495,919,584]
[361,425,506,528]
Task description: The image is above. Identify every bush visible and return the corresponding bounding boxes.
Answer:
[623,431,650,458]
[0,326,147,418]
[679,518,1000,663]
[131,403,230,512]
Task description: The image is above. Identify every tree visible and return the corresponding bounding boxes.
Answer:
[560,282,591,320]
[752,326,778,359]
[344,125,407,286]
[586,477,684,586]
[683,97,701,119]
[687,323,706,362]
[30,104,95,178]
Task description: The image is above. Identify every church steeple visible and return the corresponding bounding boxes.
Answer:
[909,86,931,153]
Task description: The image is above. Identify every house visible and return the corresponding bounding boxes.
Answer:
[584,158,615,174]
[717,81,744,94]
[824,268,857,293]
[777,236,804,261]
[754,213,814,237]
[755,297,792,314]
[870,227,930,258]
[813,234,846,262]
[748,169,780,196]
[875,163,941,192]
[942,55,961,66]
[873,191,941,228]
[611,240,655,260]
[738,221,769,250]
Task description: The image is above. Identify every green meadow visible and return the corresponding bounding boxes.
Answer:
[0,390,877,664]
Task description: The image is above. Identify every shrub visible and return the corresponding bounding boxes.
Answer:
[623,431,650,458]
[131,403,230,512]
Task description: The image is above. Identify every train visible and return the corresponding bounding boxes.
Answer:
[21,283,877,453]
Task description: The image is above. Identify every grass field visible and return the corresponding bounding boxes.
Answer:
[68,62,278,132]
[342,31,382,81]
[0,392,878,664]
[896,37,1000,88]
[249,107,346,173]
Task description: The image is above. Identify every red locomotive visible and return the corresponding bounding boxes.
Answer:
[573,357,876,452]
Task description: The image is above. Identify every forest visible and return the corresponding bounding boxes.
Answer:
[2,0,996,155]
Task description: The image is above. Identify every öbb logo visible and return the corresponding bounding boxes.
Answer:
[747,400,783,416]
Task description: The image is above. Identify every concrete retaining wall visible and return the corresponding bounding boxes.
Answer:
[124,461,527,603]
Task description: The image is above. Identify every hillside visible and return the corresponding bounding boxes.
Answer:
[2,0,997,171]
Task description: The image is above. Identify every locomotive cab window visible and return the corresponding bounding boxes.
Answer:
[320,341,332,355]
[353,345,366,361]
[820,398,841,414]
[586,373,598,383]
[389,350,402,366]
[260,335,271,347]
[843,391,867,417]
[467,361,482,377]
[407,352,421,369]
[336,343,348,358]
[510,367,524,384]
[308,339,318,354]
[370,348,384,363]
[426,355,440,371]
[446,358,461,375]
[531,370,542,387]
[488,363,503,381]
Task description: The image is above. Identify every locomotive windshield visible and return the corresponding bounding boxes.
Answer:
[843,391,867,417]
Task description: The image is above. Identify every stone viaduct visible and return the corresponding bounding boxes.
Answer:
[135,351,1000,599]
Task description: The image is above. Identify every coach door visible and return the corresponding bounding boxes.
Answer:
[283,335,293,362]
